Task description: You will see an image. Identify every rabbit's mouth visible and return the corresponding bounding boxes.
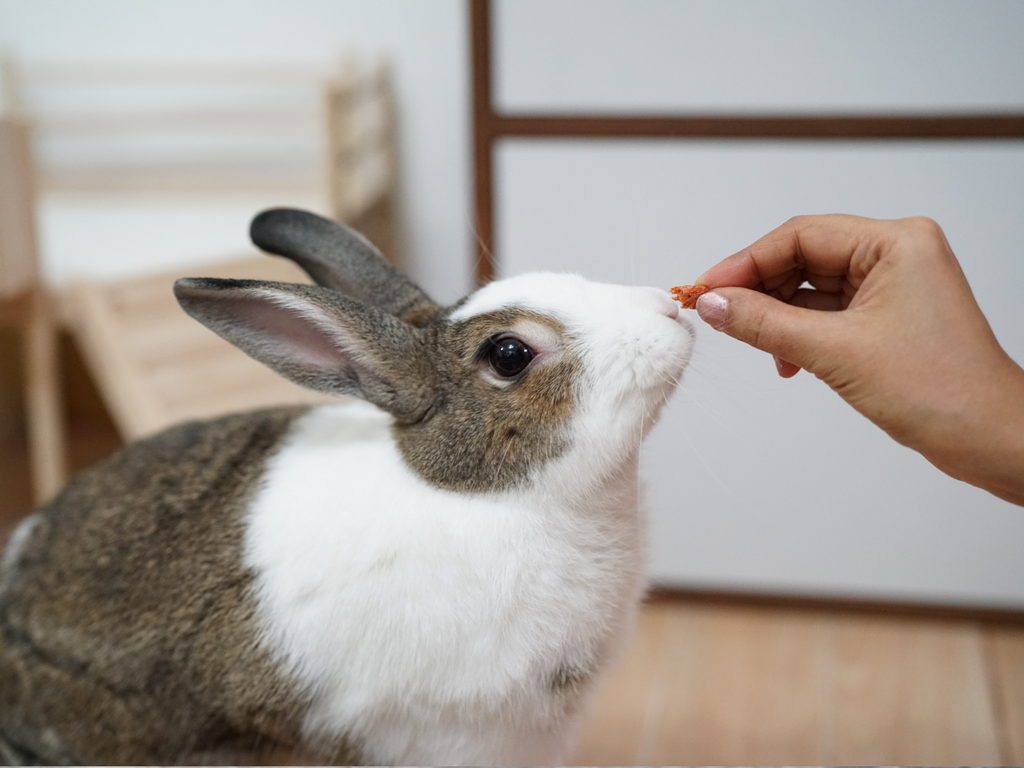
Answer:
[624,315,694,393]
[672,309,698,341]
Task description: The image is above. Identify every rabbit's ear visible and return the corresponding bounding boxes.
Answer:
[174,277,436,423]
[249,208,440,326]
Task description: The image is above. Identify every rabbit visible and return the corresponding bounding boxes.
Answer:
[0,208,694,766]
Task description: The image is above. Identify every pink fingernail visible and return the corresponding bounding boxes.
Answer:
[696,292,727,329]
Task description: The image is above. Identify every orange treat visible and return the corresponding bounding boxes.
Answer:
[670,284,711,310]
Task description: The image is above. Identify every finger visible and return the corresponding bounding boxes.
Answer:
[789,287,845,312]
[696,287,843,374]
[697,214,894,291]
[774,356,802,378]
[764,269,806,301]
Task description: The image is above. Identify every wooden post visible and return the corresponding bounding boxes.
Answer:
[323,59,402,266]
[0,117,39,298]
[0,115,66,504]
[22,288,64,503]
[324,59,359,225]
[366,59,402,267]
[470,0,496,286]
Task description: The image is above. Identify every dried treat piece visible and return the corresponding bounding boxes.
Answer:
[670,284,711,310]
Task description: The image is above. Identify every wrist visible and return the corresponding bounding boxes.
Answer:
[918,354,1024,506]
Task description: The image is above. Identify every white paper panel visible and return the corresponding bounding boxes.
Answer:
[496,139,1024,607]
[494,0,1024,114]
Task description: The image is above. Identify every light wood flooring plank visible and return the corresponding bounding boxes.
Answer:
[570,604,671,765]
[817,614,998,765]
[643,603,824,765]
[987,625,1024,764]
[574,599,1007,766]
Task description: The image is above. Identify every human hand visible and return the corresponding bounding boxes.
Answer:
[694,214,1024,505]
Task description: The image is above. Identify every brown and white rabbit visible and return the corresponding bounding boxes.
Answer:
[0,209,694,765]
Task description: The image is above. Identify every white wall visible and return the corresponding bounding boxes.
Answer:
[0,0,474,304]
[495,0,1024,114]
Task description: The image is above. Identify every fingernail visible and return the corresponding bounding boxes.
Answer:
[774,356,786,375]
[696,292,727,329]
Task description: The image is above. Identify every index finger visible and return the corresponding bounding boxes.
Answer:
[696,214,894,291]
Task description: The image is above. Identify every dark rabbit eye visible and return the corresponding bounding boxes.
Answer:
[487,337,535,378]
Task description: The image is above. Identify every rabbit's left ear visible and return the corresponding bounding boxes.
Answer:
[250,208,440,326]
[174,277,437,423]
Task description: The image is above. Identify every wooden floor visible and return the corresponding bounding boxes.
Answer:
[2,330,1023,766]
[572,596,1024,765]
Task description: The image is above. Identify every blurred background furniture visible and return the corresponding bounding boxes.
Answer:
[60,258,337,442]
[0,114,65,503]
[4,57,398,254]
[1,56,395,457]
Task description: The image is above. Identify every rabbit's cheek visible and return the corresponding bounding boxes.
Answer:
[393,345,580,494]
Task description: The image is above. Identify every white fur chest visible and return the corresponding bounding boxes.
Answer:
[243,402,646,765]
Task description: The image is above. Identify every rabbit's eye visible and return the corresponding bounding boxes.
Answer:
[487,336,535,378]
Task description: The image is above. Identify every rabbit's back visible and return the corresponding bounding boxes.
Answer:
[0,408,343,764]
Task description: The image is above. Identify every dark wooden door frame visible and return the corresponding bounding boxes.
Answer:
[470,0,1024,286]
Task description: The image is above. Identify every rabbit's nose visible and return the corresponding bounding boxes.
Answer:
[665,303,679,320]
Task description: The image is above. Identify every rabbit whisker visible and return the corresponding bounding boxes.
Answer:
[495,435,515,481]
[634,376,648,514]
[674,416,740,501]
[659,368,684,390]
[464,210,495,280]
[677,381,738,438]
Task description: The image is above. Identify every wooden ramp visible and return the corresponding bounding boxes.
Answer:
[60,256,340,442]
[2,57,395,484]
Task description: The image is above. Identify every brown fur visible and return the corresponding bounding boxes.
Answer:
[550,664,589,695]
[0,408,362,765]
[249,208,438,325]
[399,299,443,328]
[394,309,580,493]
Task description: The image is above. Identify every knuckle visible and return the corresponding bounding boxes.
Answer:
[895,216,953,267]
[784,214,813,233]
[902,215,945,241]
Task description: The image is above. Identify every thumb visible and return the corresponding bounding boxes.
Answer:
[695,288,841,375]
